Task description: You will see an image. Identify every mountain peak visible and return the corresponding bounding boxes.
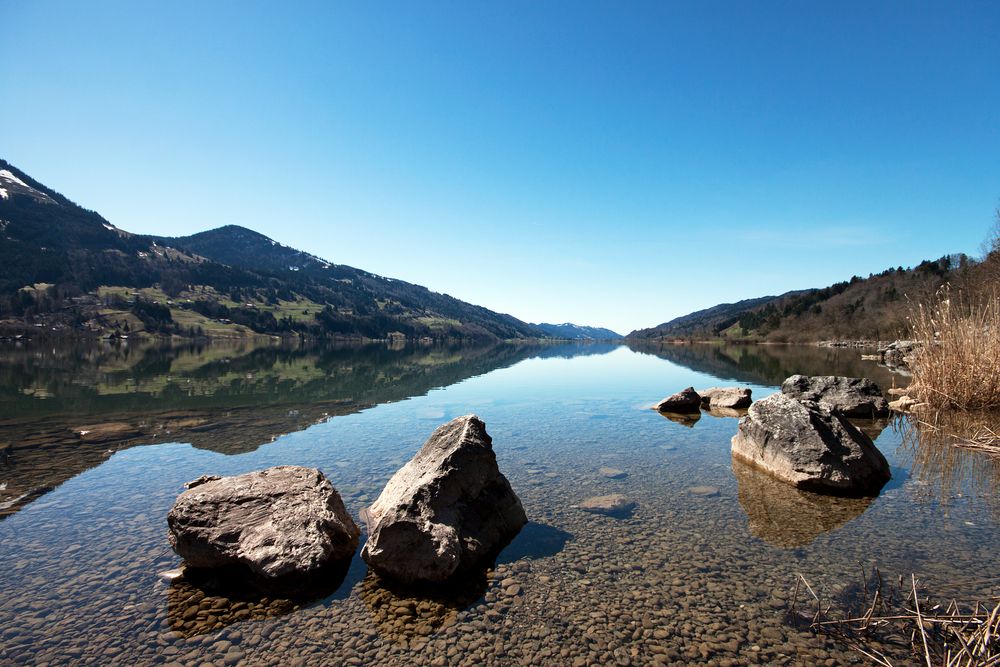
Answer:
[0,166,58,205]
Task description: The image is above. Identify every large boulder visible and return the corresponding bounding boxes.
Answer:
[781,375,890,418]
[699,387,752,409]
[731,393,890,495]
[653,387,701,414]
[167,466,360,582]
[361,415,527,585]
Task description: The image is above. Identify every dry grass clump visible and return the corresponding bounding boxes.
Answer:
[908,286,1000,410]
[790,567,1000,667]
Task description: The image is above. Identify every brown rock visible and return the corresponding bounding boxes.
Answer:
[361,415,527,585]
[654,387,701,414]
[698,387,752,409]
[167,466,359,581]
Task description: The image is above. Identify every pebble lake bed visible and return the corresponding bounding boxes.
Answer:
[1,341,999,666]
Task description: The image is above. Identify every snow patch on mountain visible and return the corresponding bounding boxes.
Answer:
[0,170,28,188]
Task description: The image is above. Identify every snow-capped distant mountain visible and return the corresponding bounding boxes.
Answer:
[0,168,57,204]
[0,158,548,341]
[534,322,622,340]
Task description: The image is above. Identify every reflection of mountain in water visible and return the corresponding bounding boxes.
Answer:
[0,341,614,519]
[629,342,903,390]
[732,458,873,548]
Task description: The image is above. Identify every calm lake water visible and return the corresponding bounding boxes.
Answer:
[1,340,998,666]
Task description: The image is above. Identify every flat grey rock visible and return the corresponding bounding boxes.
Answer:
[698,387,752,409]
[579,494,636,517]
[781,375,889,418]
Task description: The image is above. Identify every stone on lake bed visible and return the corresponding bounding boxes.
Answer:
[578,494,636,517]
[598,467,627,479]
[731,393,890,495]
[157,567,186,583]
[72,422,143,443]
[167,466,360,582]
[698,387,752,409]
[361,415,527,585]
[654,387,701,414]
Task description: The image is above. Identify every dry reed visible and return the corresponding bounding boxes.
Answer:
[908,286,1000,411]
[790,566,1000,666]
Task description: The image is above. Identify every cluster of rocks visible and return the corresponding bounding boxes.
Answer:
[167,415,527,590]
[878,340,920,370]
[731,391,890,495]
[655,375,895,496]
[734,375,893,495]
[653,386,753,415]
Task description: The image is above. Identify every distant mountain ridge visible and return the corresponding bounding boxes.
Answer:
[628,257,961,342]
[0,159,546,341]
[534,322,622,340]
[628,293,802,339]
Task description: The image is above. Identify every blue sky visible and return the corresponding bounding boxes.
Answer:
[3,1,998,334]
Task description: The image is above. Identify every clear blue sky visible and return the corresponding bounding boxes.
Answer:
[3,1,998,334]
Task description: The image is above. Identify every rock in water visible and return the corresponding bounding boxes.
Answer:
[878,340,919,369]
[167,466,360,582]
[780,375,890,418]
[579,494,636,517]
[731,393,890,495]
[698,387,752,409]
[654,387,701,414]
[361,415,527,585]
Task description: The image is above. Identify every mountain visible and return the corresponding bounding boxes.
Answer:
[534,322,622,340]
[0,159,545,341]
[628,293,799,340]
[629,257,963,342]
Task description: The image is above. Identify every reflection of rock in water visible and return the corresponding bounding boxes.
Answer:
[360,571,487,645]
[658,411,701,428]
[848,417,889,443]
[704,406,748,419]
[165,561,351,637]
[732,458,873,548]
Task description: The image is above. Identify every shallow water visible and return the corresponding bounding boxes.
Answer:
[0,341,997,666]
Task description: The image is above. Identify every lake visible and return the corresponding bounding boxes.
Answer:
[1,339,997,666]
